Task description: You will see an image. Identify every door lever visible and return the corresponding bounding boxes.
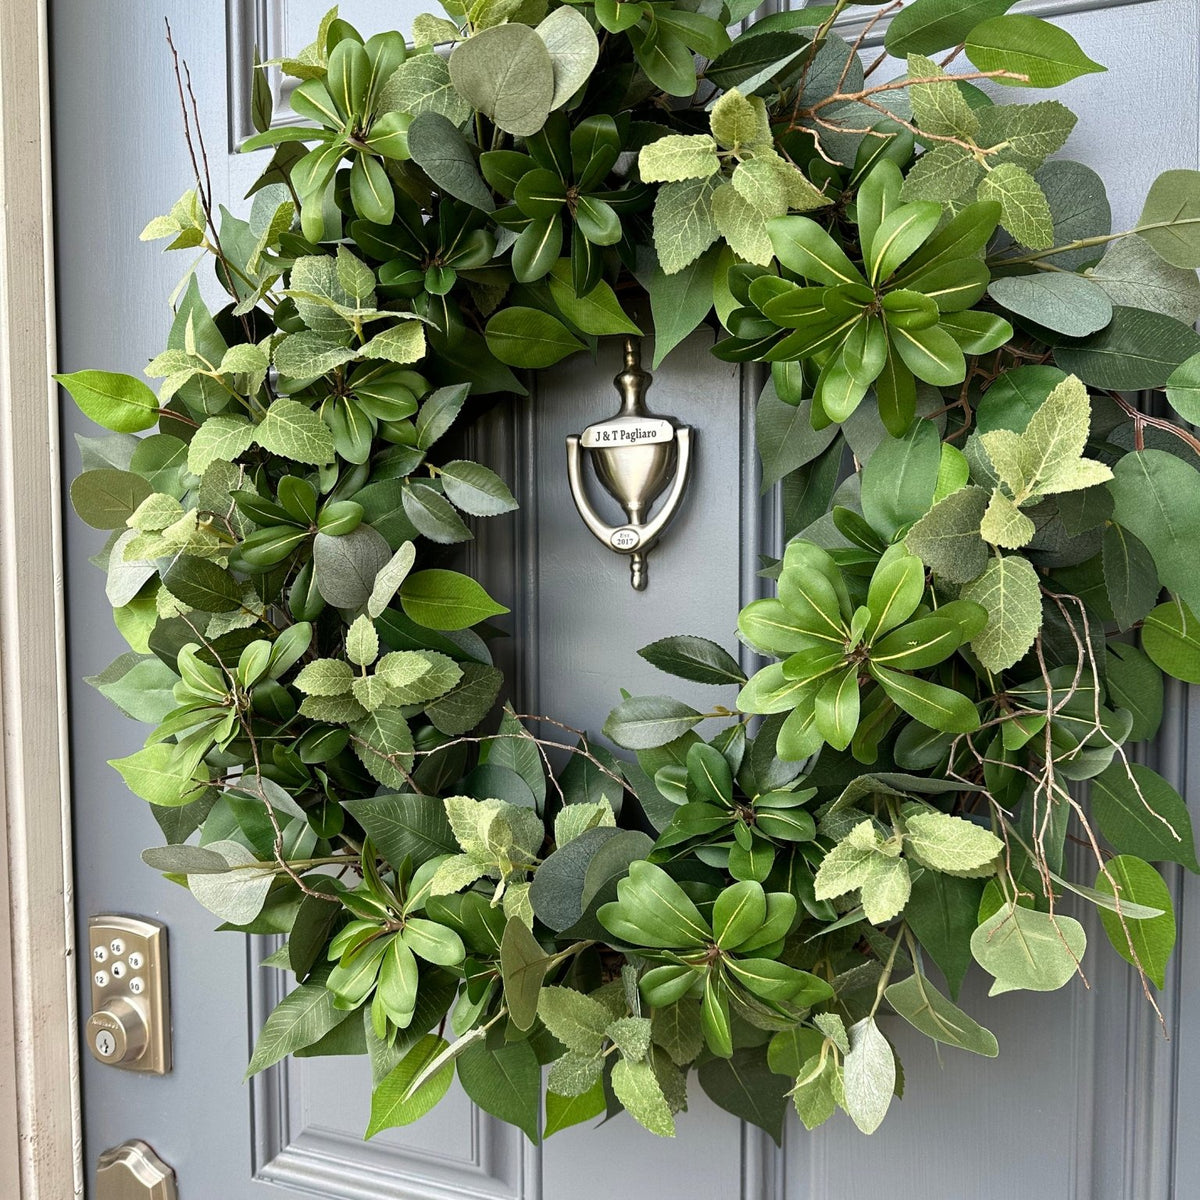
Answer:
[566,337,694,590]
[96,1140,177,1200]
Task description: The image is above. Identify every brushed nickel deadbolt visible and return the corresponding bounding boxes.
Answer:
[567,337,693,590]
[96,1140,177,1200]
[85,915,171,1073]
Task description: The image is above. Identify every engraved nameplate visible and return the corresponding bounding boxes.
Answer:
[581,416,674,449]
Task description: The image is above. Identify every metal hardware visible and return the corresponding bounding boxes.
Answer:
[566,337,693,589]
[85,915,171,1074]
[96,1140,177,1200]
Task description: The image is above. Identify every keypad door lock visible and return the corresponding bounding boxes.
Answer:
[85,915,171,1073]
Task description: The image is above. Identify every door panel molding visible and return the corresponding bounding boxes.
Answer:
[249,937,538,1199]
[226,0,278,150]
[0,0,81,1195]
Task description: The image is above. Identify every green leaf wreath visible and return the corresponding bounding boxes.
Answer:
[64,0,1200,1144]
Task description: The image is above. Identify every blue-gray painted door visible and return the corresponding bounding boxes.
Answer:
[54,2,1199,1196]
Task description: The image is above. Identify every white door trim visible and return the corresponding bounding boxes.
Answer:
[0,0,82,1195]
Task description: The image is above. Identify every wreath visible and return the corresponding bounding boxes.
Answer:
[63,0,1200,1143]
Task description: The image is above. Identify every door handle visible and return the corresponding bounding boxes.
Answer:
[96,1140,177,1200]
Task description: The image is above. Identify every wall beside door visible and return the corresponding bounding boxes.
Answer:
[52,1,1200,1197]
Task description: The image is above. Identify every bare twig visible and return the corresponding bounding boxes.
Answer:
[164,20,254,341]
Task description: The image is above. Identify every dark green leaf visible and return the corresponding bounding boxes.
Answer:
[531,826,624,932]
[861,418,941,539]
[697,1048,788,1145]
[344,794,457,867]
[1101,523,1159,631]
[457,1039,541,1141]
[247,982,345,1076]
[485,307,583,368]
[70,469,153,530]
[162,555,243,613]
[1091,762,1199,872]
[500,915,549,1030]
[637,635,746,686]
[1106,643,1164,743]
[1053,307,1200,390]
[635,246,718,368]
[905,870,983,999]
[1109,450,1200,617]
[757,389,839,491]
[603,696,705,750]
[406,112,495,212]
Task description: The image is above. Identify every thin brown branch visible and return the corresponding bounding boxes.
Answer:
[1108,390,1200,458]
[164,20,254,341]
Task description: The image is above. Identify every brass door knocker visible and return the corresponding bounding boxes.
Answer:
[566,338,694,590]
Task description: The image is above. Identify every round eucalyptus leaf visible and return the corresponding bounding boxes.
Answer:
[313,524,392,609]
[536,5,600,110]
[449,25,555,137]
[988,272,1112,337]
[1138,169,1200,269]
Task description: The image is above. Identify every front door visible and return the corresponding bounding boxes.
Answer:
[54,1,1200,1196]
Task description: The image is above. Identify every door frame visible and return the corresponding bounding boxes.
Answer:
[0,0,82,1195]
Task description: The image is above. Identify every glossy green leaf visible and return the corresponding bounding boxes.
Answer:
[1095,855,1175,988]
[399,569,509,630]
[366,1035,454,1136]
[885,0,1016,56]
[56,370,159,433]
[966,15,1105,88]
[485,306,583,368]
